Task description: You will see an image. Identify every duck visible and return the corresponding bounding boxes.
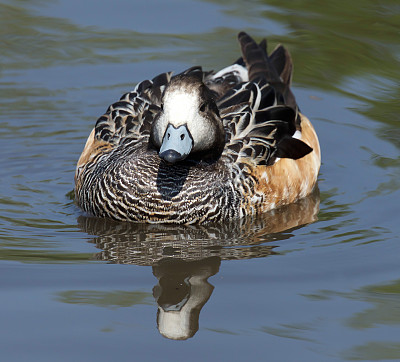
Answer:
[74,32,321,224]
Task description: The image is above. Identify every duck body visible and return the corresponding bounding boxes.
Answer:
[75,32,321,224]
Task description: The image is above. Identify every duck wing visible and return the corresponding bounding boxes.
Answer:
[220,32,312,169]
[92,71,172,148]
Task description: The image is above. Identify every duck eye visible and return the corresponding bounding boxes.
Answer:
[180,134,185,140]
[199,102,206,112]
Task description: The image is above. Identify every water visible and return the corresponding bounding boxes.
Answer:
[1,0,399,360]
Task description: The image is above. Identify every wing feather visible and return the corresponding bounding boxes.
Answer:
[221,81,311,168]
[93,72,173,146]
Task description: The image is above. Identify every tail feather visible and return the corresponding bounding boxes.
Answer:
[238,32,281,83]
[258,38,267,54]
[269,45,293,85]
[238,32,298,113]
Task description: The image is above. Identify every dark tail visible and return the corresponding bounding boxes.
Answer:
[238,32,298,112]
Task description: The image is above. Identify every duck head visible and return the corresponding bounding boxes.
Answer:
[150,75,225,163]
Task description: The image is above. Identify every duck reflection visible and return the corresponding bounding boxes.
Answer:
[153,257,220,340]
[77,190,319,340]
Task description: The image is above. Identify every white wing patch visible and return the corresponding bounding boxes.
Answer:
[293,130,302,140]
[211,64,249,82]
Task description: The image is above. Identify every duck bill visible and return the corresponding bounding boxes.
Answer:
[159,124,193,163]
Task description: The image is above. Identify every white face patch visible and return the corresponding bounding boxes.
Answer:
[162,89,214,151]
[164,90,200,127]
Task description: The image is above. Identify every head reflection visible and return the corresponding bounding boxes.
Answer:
[153,257,220,340]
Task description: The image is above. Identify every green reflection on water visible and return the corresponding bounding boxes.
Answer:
[2,0,399,128]
[346,280,400,330]
[302,279,400,330]
[0,2,171,69]
[4,0,399,84]
[0,248,93,263]
[344,341,400,361]
[260,323,314,342]
[56,290,153,308]
[303,279,400,359]
[263,0,399,82]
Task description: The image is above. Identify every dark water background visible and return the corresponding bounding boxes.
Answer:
[1,0,399,360]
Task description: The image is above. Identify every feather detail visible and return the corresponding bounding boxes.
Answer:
[75,32,320,224]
